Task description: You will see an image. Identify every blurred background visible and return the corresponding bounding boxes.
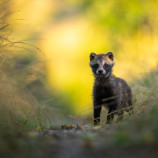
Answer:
[1,0,158,129]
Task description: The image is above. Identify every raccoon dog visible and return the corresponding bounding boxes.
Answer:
[89,52,133,125]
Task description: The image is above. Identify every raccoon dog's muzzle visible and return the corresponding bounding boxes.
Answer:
[96,69,106,75]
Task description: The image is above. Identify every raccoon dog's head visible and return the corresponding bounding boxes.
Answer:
[89,52,115,78]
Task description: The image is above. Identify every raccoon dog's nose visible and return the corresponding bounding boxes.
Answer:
[98,69,103,75]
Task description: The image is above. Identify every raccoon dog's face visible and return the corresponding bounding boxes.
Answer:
[89,52,115,78]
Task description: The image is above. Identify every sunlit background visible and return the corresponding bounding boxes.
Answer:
[9,0,158,117]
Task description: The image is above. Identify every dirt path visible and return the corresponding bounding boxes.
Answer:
[10,125,158,158]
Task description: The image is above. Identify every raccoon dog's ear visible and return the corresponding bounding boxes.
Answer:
[107,52,114,61]
[90,52,97,61]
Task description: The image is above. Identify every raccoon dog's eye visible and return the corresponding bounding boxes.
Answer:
[93,64,99,68]
[104,64,109,68]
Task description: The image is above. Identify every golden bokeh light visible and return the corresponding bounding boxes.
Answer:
[9,0,158,115]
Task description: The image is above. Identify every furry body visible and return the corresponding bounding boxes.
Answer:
[89,52,133,125]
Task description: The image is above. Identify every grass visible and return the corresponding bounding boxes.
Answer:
[0,0,50,135]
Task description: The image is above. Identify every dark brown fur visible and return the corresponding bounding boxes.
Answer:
[89,52,133,125]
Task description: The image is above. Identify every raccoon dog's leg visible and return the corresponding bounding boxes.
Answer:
[116,112,124,122]
[106,106,117,124]
[128,106,134,115]
[127,88,133,115]
[94,105,102,125]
